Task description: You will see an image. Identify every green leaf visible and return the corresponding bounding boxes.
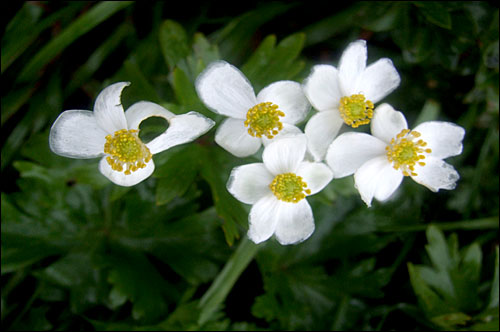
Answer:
[17,1,133,82]
[413,1,452,29]
[489,246,499,309]
[414,99,441,126]
[154,144,202,205]
[105,248,179,323]
[158,19,191,72]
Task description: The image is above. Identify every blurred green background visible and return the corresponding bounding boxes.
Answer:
[1,1,498,331]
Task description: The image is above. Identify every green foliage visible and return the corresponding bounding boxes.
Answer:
[408,226,499,331]
[1,1,498,331]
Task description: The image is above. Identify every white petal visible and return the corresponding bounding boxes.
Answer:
[93,82,130,134]
[338,40,367,95]
[295,162,333,195]
[371,103,408,143]
[304,110,344,161]
[326,132,386,178]
[227,163,274,205]
[274,199,314,245]
[354,155,403,207]
[257,80,310,125]
[261,123,303,147]
[413,121,465,159]
[214,118,261,157]
[411,157,460,192]
[125,101,175,130]
[302,64,342,111]
[146,111,214,155]
[98,157,155,187]
[358,58,401,103]
[195,61,257,119]
[49,110,106,159]
[262,135,307,175]
[248,195,280,244]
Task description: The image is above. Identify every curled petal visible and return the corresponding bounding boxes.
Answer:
[248,195,280,244]
[371,103,408,144]
[262,135,307,175]
[227,163,274,205]
[295,162,333,195]
[195,61,257,119]
[326,132,386,178]
[257,80,310,125]
[338,40,367,95]
[304,110,344,161]
[215,118,261,157]
[49,110,107,159]
[125,101,175,130]
[274,199,314,245]
[147,111,214,155]
[98,156,155,187]
[93,82,130,134]
[303,64,342,111]
[358,58,400,103]
[413,121,465,159]
[411,157,460,192]
[354,155,403,207]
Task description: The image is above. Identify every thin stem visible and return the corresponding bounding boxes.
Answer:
[197,236,259,326]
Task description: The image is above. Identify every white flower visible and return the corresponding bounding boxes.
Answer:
[49,82,214,187]
[195,61,310,157]
[326,103,465,207]
[303,39,401,161]
[227,135,333,245]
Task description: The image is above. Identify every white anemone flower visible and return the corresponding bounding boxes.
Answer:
[227,135,333,245]
[326,103,465,207]
[49,82,214,187]
[303,39,401,161]
[195,61,310,157]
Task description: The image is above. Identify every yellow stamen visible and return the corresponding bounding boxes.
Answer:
[269,173,311,203]
[386,129,432,176]
[244,102,285,139]
[339,94,374,128]
[104,129,152,175]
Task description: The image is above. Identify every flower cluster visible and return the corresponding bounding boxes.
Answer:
[50,40,465,245]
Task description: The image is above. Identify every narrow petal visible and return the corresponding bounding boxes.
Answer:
[413,121,465,159]
[147,111,214,154]
[93,82,130,134]
[302,64,342,111]
[195,61,257,119]
[125,101,175,130]
[411,157,460,192]
[248,195,280,244]
[98,157,155,187]
[338,40,367,95]
[354,155,403,207]
[262,135,307,175]
[326,132,386,178]
[227,163,274,205]
[274,199,314,245]
[257,81,310,125]
[295,162,333,195]
[304,110,344,161]
[261,123,303,147]
[49,110,106,159]
[371,103,408,144]
[358,58,400,103]
[214,118,261,157]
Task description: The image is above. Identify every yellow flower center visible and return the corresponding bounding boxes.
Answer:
[104,129,152,175]
[339,94,374,128]
[386,129,432,176]
[269,173,311,203]
[244,102,285,139]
